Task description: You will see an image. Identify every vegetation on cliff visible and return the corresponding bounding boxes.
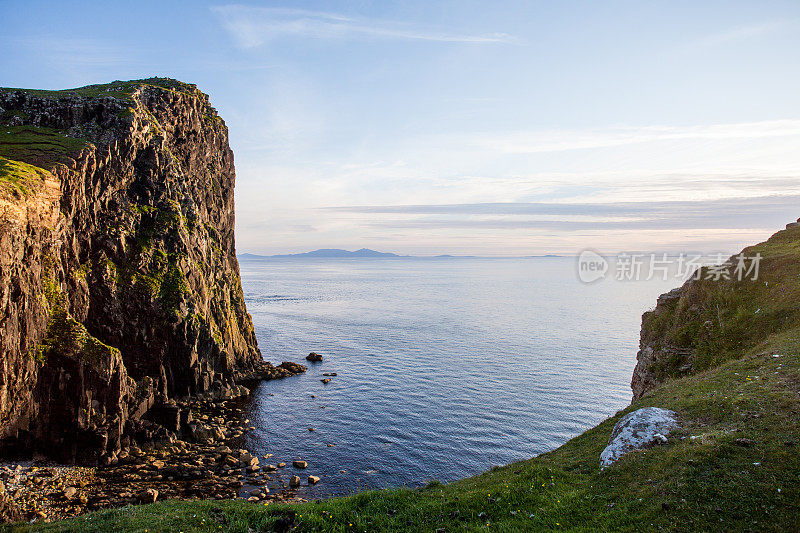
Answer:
[7,226,798,531]
[634,225,800,396]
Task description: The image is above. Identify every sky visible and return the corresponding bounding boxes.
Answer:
[1,0,799,256]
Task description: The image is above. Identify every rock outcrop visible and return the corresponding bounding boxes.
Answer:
[631,285,691,398]
[600,407,678,468]
[0,78,302,462]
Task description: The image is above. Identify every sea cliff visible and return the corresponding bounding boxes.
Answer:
[0,78,302,465]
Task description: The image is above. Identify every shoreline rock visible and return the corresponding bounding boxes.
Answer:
[0,393,315,523]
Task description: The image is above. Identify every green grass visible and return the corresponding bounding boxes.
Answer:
[0,78,207,176]
[6,229,799,532]
[0,78,203,103]
[0,156,52,198]
[642,225,800,384]
[0,126,92,171]
[34,308,121,371]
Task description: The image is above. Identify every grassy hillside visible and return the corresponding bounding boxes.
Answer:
[641,225,800,385]
[5,226,799,532]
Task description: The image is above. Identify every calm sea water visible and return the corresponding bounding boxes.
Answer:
[238,257,678,497]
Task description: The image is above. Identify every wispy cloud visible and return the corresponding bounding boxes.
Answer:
[474,120,800,154]
[9,37,138,68]
[325,194,800,231]
[211,5,515,47]
[693,21,790,47]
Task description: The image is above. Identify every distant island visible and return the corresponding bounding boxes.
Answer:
[239,248,405,259]
[239,249,564,259]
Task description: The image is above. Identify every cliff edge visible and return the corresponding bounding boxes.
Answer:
[632,220,800,398]
[0,78,296,463]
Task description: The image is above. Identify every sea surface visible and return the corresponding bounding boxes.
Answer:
[238,257,679,497]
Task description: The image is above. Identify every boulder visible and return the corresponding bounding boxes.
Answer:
[0,484,23,523]
[308,475,320,484]
[293,460,308,469]
[289,475,301,487]
[137,488,159,503]
[600,407,678,468]
[306,352,323,362]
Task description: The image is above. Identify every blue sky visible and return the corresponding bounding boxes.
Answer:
[2,0,799,255]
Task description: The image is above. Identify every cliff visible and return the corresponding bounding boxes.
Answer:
[632,220,800,398]
[0,78,298,463]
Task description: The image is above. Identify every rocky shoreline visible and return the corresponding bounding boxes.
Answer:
[0,362,316,524]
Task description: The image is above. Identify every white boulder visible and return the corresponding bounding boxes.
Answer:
[600,407,678,468]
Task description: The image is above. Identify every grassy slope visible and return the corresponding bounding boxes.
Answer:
[0,156,55,199]
[642,225,800,383]
[5,238,798,532]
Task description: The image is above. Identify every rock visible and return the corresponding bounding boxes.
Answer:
[293,460,308,469]
[323,373,337,377]
[0,482,21,523]
[137,488,159,503]
[600,407,679,468]
[289,475,301,487]
[276,361,307,375]
[239,452,258,467]
[278,462,286,468]
[63,487,78,500]
[306,352,323,362]
[308,475,320,484]
[320,379,331,384]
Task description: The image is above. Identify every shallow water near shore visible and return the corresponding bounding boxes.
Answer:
[238,257,678,498]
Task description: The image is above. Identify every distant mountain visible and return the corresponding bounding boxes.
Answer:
[237,250,566,260]
[239,248,404,259]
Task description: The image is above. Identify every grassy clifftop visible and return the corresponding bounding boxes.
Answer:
[6,225,799,532]
[0,78,203,104]
[0,78,205,179]
[638,225,800,393]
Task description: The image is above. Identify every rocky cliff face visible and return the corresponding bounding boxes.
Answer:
[0,78,298,462]
[632,222,800,398]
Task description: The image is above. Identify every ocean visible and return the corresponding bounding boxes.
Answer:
[238,256,680,497]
